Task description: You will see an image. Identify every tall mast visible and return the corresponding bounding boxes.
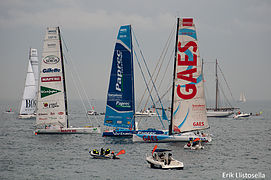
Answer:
[58,27,69,128]
[215,59,218,110]
[130,25,135,131]
[169,18,180,135]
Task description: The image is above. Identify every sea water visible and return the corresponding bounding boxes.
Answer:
[0,100,270,180]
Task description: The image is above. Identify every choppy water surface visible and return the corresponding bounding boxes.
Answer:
[0,100,270,179]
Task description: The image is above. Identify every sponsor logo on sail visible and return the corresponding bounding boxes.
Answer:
[42,68,61,73]
[48,30,57,34]
[47,43,56,48]
[25,99,36,108]
[115,50,123,92]
[48,35,57,39]
[41,76,61,82]
[58,112,64,115]
[176,22,198,100]
[43,55,60,64]
[39,118,48,120]
[40,86,61,98]
[43,102,59,108]
[193,122,204,126]
[116,101,130,108]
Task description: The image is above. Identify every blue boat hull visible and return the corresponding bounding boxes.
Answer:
[102,129,166,137]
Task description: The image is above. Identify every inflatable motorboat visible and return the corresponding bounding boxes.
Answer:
[146,148,183,170]
[89,148,125,159]
[90,151,119,159]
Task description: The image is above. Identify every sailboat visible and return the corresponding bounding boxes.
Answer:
[102,25,165,137]
[239,92,246,102]
[18,49,38,119]
[34,27,100,134]
[206,59,235,117]
[133,18,212,142]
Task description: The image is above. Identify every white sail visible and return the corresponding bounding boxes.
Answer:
[239,92,246,102]
[171,18,209,133]
[29,48,39,90]
[19,60,36,115]
[36,27,68,128]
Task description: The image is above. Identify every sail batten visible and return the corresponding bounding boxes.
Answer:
[104,25,135,129]
[171,18,209,134]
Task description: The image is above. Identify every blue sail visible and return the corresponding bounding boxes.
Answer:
[104,25,135,129]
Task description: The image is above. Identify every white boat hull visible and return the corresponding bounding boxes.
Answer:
[34,127,101,134]
[146,156,183,170]
[18,114,36,119]
[233,113,250,119]
[207,110,233,117]
[133,132,212,143]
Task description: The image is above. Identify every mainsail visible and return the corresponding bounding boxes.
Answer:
[29,48,39,90]
[104,25,135,129]
[36,27,68,128]
[170,18,209,134]
[19,59,36,115]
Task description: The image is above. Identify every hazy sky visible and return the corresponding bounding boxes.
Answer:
[0,0,270,103]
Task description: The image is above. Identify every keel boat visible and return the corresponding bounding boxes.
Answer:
[133,18,212,143]
[103,25,164,137]
[19,48,39,119]
[34,27,100,134]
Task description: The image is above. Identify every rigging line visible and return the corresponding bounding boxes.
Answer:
[143,27,175,111]
[218,81,233,108]
[217,63,235,103]
[132,29,168,121]
[60,34,99,125]
[136,22,176,112]
[63,55,91,124]
[133,48,165,129]
[156,48,175,99]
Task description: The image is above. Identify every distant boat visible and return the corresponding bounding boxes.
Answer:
[34,27,100,134]
[4,108,15,114]
[233,111,250,119]
[19,48,38,119]
[133,18,212,142]
[206,59,235,118]
[239,92,246,102]
[102,25,164,137]
[135,109,157,117]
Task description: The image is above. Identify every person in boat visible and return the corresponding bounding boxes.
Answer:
[105,148,110,155]
[92,149,99,155]
[100,148,105,155]
[187,141,191,147]
[201,132,206,137]
[111,151,117,159]
[159,153,165,162]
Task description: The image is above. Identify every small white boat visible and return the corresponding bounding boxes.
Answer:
[146,147,183,170]
[87,110,99,115]
[233,112,250,119]
[135,109,157,117]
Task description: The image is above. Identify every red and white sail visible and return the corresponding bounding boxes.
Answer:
[171,18,209,133]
